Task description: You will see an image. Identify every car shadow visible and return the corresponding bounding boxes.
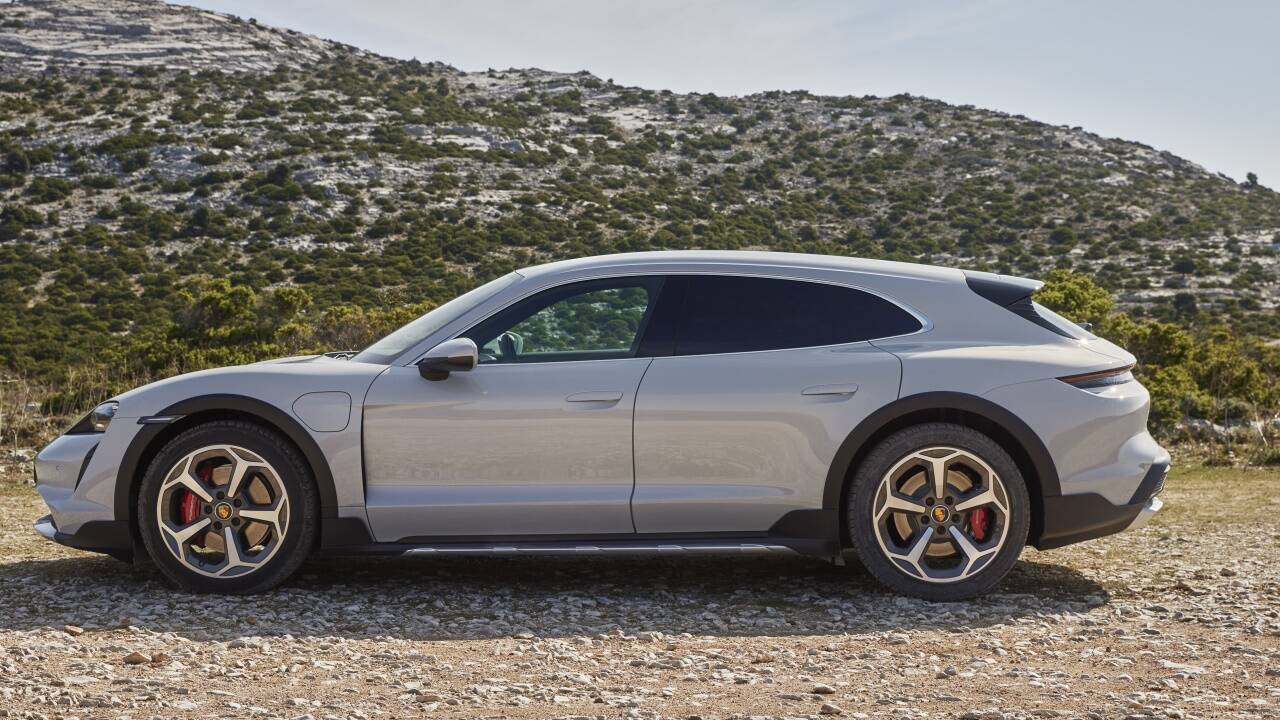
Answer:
[0,551,1108,642]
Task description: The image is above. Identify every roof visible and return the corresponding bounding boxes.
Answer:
[516,250,965,283]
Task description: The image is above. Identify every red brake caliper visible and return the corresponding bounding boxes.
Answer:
[969,507,990,542]
[179,464,210,524]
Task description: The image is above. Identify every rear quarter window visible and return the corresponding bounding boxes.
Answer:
[1028,300,1097,340]
[675,275,922,355]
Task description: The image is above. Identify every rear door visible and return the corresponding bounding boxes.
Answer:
[631,274,914,533]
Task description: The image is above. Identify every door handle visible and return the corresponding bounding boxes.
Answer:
[801,383,859,396]
[566,391,624,403]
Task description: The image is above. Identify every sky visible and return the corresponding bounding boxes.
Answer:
[182,0,1279,186]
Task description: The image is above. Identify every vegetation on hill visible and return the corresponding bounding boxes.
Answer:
[0,2,1277,450]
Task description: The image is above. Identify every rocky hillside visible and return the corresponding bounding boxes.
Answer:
[1,0,1278,380]
[0,0,346,73]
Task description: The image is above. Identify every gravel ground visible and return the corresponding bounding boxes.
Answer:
[0,464,1276,720]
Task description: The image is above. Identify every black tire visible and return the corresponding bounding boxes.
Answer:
[846,422,1030,601]
[137,420,318,594]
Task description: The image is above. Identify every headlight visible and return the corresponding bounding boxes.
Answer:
[89,401,119,432]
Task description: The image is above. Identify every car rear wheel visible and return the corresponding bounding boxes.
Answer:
[847,423,1030,601]
[137,420,317,594]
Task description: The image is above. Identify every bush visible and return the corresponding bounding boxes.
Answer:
[0,202,45,239]
[1143,364,1209,427]
[24,177,74,203]
[81,174,118,189]
[1249,446,1280,466]
[1037,271,1279,433]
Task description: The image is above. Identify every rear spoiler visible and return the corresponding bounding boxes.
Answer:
[962,270,1080,339]
[962,270,1043,306]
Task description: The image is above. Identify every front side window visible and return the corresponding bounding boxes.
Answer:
[354,272,521,365]
[675,275,921,355]
[462,277,662,363]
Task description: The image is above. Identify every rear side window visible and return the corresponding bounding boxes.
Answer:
[674,275,921,355]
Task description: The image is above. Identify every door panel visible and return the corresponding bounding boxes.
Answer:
[362,359,651,541]
[632,343,901,533]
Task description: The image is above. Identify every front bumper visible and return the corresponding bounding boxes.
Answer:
[1125,495,1163,531]
[34,514,56,541]
[34,422,142,561]
[1037,461,1168,550]
[33,513,134,561]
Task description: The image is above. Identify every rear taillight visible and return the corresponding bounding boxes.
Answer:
[1058,364,1135,389]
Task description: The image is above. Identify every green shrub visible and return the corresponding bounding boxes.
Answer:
[1249,446,1280,466]
[1037,271,1278,433]
[25,177,74,203]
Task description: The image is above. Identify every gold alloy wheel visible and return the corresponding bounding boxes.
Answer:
[871,446,1011,583]
[154,444,290,578]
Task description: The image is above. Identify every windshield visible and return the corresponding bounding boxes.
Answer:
[353,272,522,365]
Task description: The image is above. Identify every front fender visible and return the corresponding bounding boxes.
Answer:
[102,358,386,535]
[114,394,347,520]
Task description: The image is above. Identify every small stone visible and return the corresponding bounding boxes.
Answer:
[64,624,85,636]
[1160,660,1205,675]
[812,683,837,694]
[820,701,845,715]
[123,651,150,665]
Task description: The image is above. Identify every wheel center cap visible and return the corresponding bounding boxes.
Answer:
[214,502,233,520]
[931,505,949,523]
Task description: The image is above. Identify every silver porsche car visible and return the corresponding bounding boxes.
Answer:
[33,251,1168,600]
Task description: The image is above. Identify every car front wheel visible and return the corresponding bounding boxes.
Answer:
[847,422,1030,601]
[137,420,317,594]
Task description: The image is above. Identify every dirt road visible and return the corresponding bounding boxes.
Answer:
[0,465,1276,719]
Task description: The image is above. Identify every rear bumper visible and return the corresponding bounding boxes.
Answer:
[1036,461,1167,550]
[983,374,1169,549]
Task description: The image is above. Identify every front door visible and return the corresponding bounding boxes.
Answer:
[362,276,665,542]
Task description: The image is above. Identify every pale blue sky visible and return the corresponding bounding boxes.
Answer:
[184,0,1278,186]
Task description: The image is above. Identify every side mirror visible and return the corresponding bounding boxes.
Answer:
[417,338,478,381]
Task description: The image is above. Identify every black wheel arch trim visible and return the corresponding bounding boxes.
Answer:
[114,394,341,525]
[822,390,1061,539]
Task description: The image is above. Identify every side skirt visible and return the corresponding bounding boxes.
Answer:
[319,509,843,559]
[320,538,803,557]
